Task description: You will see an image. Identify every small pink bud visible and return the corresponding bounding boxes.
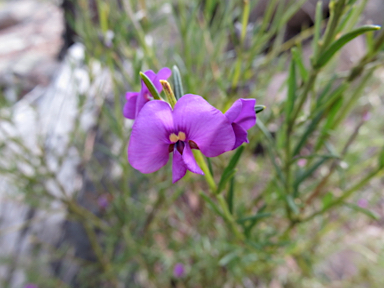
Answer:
[297,159,307,167]
[357,198,368,208]
[362,111,370,122]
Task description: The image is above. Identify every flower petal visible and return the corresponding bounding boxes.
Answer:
[226,99,256,130]
[128,100,174,173]
[153,67,172,91]
[123,92,139,119]
[135,88,149,117]
[172,149,187,183]
[182,144,204,175]
[173,94,235,157]
[224,99,243,123]
[232,123,248,149]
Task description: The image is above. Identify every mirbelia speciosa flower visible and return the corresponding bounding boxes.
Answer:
[126,69,260,183]
[128,94,236,183]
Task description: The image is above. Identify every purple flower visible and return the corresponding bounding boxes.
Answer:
[173,263,185,278]
[225,98,256,149]
[24,284,38,288]
[357,198,368,208]
[123,67,172,119]
[128,94,235,183]
[98,195,109,210]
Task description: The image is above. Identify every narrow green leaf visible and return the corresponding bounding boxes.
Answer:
[140,72,162,100]
[294,156,331,189]
[286,195,299,214]
[286,58,297,120]
[322,192,334,209]
[378,147,384,168]
[315,96,343,151]
[217,169,237,195]
[217,146,244,194]
[316,78,336,107]
[315,82,347,115]
[293,110,323,156]
[343,202,379,220]
[199,191,224,218]
[256,119,274,145]
[172,65,184,100]
[257,120,285,185]
[226,177,235,215]
[315,25,381,69]
[219,251,239,266]
[312,0,323,59]
[292,46,308,81]
[243,205,268,237]
[267,147,286,186]
[236,212,271,224]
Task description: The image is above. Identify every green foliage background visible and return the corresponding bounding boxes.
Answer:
[1,0,384,287]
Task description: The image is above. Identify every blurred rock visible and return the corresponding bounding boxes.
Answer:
[0,43,112,287]
[249,0,331,41]
[0,0,63,99]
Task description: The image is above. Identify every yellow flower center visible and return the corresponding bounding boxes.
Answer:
[169,131,186,143]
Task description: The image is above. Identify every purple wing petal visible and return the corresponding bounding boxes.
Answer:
[128,100,174,173]
[182,144,204,175]
[233,99,256,130]
[173,94,235,157]
[172,149,187,183]
[232,123,249,150]
[135,88,149,118]
[123,92,139,119]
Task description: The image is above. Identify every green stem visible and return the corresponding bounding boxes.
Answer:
[194,150,217,191]
[217,194,245,241]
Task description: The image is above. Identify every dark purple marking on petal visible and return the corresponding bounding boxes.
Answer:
[189,140,199,149]
[176,141,185,155]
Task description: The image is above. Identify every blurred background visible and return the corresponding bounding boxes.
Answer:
[0,0,384,287]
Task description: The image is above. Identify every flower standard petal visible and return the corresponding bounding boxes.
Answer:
[172,149,187,183]
[128,100,174,173]
[173,94,235,157]
[123,92,139,119]
[182,144,204,175]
